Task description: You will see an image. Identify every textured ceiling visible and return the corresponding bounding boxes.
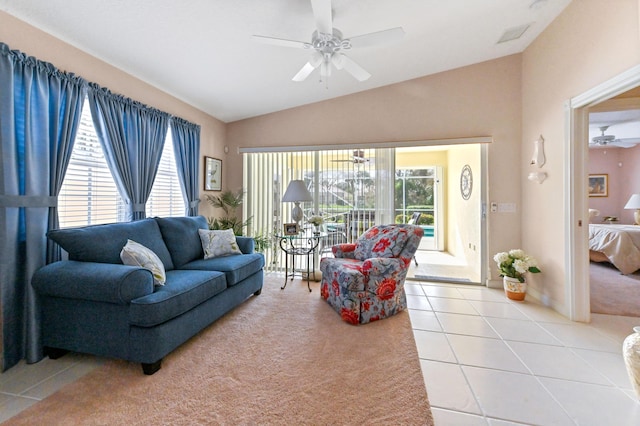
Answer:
[0,0,575,122]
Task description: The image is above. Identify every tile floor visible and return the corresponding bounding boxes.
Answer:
[406,281,640,425]
[1,281,640,425]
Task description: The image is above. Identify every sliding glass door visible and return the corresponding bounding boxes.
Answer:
[395,166,444,251]
[243,148,394,272]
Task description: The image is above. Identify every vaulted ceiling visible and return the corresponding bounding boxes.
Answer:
[0,0,573,122]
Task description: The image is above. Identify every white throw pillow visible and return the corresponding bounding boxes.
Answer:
[198,229,242,259]
[120,239,166,286]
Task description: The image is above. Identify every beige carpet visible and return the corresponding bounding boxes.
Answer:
[590,261,640,317]
[7,275,433,425]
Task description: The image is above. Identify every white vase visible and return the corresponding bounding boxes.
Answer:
[623,326,640,399]
[503,276,527,301]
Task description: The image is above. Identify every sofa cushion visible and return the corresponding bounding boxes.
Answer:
[129,269,226,327]
[48,218,174,270]
[180,253,265,287]
[155,216,208,268]
[198,229,242,259]
[120,239,166,286]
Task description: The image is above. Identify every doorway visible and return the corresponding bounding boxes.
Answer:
[242,141,486,285]
[396,145,484,284]
[567,64,640,322]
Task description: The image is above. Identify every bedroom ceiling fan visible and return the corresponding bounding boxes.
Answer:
[590,126,640,148]
[252,0,404,83]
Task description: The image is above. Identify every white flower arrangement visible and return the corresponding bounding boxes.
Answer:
[308,215,324,226]
[493,249,541,282]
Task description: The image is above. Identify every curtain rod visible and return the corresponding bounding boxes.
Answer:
[238,136,492,153]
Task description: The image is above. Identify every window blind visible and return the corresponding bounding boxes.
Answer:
[58,98,125,228]
[146,128,185,217]
[58,98,185,228]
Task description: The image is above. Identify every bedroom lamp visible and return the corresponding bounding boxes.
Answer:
[624,194,640,225]
[282,180,312,227]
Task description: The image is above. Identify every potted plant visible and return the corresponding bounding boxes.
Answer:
[308,215,324,235]
[205,189,251,236]
[493,249,541,301]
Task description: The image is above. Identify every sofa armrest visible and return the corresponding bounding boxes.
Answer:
[32,261,154,305]
[333,243,357,258]
[236,236,255,254]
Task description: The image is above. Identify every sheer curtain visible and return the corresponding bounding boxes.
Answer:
[0,42,85,370]
[87,84,169,221]
[170,117,201,216]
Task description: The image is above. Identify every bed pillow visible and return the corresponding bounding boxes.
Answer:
[120,239,166,286]
[198,229,242,259]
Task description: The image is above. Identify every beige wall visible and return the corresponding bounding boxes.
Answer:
[0,10,226,219]
[228,55,523,285]
[446,144,482,283]
[521,0,640,310]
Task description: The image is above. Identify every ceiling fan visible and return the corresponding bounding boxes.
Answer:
[252,0,404,83]
[331,150,371,163]
[590,126,640,148]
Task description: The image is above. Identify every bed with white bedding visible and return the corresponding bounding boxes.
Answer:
[589,224,640,274]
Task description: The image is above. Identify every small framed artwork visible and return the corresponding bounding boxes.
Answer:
[283,223,299,235]
[204,157,222,191]
[588,174,608,197]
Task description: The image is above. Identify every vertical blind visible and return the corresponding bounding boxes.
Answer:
[244,148,394,272]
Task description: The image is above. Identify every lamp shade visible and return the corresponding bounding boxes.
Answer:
[282,180,312,202]
[624,194,640,210]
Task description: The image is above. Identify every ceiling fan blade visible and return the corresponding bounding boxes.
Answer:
[612,138,640,148]
[336,54,371,81]
[292,62,318,82]
[618,137,640,143]
[311,0,332,34]
[252,35,309,49]
[347,27,405,49]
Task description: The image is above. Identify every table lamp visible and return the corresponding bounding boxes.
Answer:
[624,193,640,225]
[282,180,312,227]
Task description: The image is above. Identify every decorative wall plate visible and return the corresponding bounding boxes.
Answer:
[460,164,473,200]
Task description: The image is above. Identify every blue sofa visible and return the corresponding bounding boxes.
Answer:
[32,215,264,375]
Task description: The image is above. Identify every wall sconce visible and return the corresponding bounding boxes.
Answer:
[528,171,547,184]
[530,135,545,167]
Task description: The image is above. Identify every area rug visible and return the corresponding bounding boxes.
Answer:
[6,275,433,425]
[590,261,640,317]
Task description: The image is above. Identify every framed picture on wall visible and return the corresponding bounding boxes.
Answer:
[588,174,608,197]
[204,157,222,191]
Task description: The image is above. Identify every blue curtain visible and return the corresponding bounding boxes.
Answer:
[170,117,201,216]
[0,43,85,370]
[87,84,169,221]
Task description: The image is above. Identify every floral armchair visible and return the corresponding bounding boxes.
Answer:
[319,224,423,325]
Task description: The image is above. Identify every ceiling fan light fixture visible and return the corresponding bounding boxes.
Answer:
[253,0,403,83]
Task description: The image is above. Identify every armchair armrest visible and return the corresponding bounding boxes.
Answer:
[236,236,255,254]
[333,243,357,258]
[362,257,409,296]
[32,261,154,305]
